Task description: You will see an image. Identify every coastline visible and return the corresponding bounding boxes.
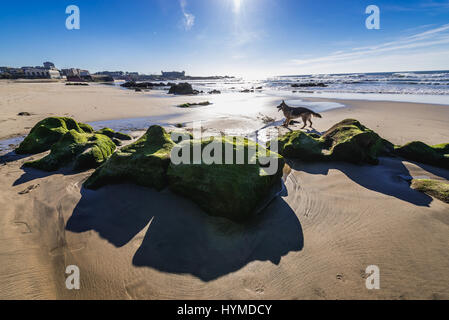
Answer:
[1,80,449,300]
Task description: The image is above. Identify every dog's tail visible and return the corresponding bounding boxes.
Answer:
[312,112,322,118]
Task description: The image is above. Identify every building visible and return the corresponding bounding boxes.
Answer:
[43,61,56,69]
[23,67,61,79]
[161,71,185,79]
[23,62,61,79]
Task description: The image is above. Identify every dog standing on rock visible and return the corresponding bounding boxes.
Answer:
[277,100,322,129]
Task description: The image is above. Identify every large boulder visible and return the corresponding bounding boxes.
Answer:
[16,117,87,154]
[273,119,392,165]
[167,136,285,222]
[322,119,391,164]
[168,83,197,95]
[84,126,175,191]
[24,130,116,171]
[395,141,449,169]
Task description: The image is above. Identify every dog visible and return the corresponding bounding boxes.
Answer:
[277,100,322,129]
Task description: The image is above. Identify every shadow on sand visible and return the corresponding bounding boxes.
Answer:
[13,166,81,186]
[288,156,434,207]
[66,184,304,281]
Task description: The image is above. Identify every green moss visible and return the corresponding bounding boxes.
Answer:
[411,179,449,204]
[275,130,327,161]
[84,125,175,191]
[24,130,116,171]
[167,136,285,222]
[78,122,94,133]
[16,117,86,154]
[96,128,132,141]
[395,141,449,169]
[272,119,391,165]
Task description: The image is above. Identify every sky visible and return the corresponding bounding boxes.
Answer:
[1,0,449,78]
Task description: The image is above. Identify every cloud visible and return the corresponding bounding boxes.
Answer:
[180,0,195,31]
[290,23,449,68]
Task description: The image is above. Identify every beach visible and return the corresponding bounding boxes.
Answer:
[1,80,449,299]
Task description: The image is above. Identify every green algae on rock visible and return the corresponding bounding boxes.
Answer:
[411,179,449,204]
[322,119,390,165]
[24,130,116,171]
[16,117,88,154]
[167,136,285,222]
[96,128,132,141]
[273,119,391,165]
[395,141,449,169]
[78,122,95,133]
[84,125,175,191]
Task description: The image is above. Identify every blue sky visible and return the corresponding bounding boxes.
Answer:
[1,0,449,78]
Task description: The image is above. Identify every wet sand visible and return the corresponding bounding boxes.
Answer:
[1,81,449,299]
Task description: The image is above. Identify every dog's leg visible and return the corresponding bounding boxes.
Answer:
[284,117,290,128]
[301,115,307,129]
[309,115,313,128]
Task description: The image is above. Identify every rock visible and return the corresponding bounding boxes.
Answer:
[84,126,175,191]
[322,119,391,164]
[273,119,392,165]
[16,117,89,155]
[168,83,197,95]
[135,88,142,92]
[167,136,285,222]
[96,128,132,141]
[291,82,327,88]
[395,141,449,169]
[121,81,168,89]
[24,130,116,171]
[78,122,94,133]
[18,112,32,116]
[411,179,449,203]
[208,90,221,94]
[177,101,211,108]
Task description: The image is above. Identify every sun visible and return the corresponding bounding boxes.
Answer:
[233,0,242,13]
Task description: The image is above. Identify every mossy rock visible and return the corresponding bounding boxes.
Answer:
[275,130,328,161]
[167,136,285,222]
[411,179,449,204]
[273,119,391,165]
[96,128,132,141]
[24,130,116,171]
[84,125,175,191]
[395,141,449,169]
[78,122,94,133]
[16,117,88,154]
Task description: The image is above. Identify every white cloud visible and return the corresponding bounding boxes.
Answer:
[290,23,449,71]
[180,0,195,31]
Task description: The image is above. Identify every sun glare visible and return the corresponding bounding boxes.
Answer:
[233,0,242,13]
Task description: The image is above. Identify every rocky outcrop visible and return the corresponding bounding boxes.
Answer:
[16,117,89,155]
[84,126,175,191]
[167,137,285,222]
[395,142,449,169]
[84,126,285,222]
[168,83,198,95]
[291,82,327,88]
[24,130,116,171]
[273,119,392,165]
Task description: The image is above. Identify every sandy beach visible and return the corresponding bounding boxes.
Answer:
[1,81,448,300]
